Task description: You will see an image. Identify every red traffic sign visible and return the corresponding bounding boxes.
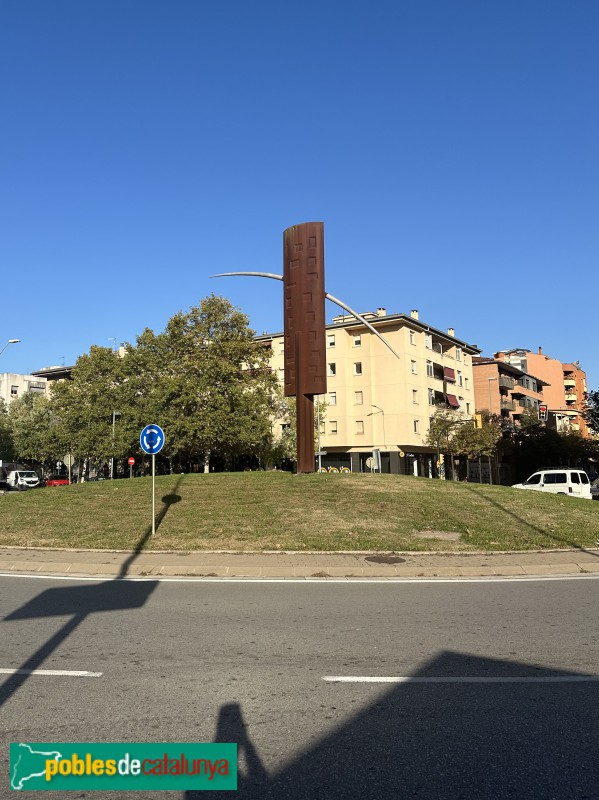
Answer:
[128,457,135,465]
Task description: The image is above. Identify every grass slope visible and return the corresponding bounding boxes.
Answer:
[0,472,598,552]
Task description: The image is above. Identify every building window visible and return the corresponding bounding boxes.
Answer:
[426,360,434,378]
[356,420,364,434]
[328,363,336,377]
[413,419,420,434]
[464,378,469,390]
[412,389,418,404]
[329,391,337,405]
[354,362,363,376]
[428,388,435,405]
[279,343,285,354]
[320,421,325,434]
[353,335,361,347]
[457,371,463,387]
[409,331,416,345]
[327,334,335,348]
[425,333,432,349]
[354,391,363,404]
[466,402,471,414]
[456,347,462,361]
[281,423,290,432]
[411,360,417,375]
[11,385,18,396]
[330,421,338,434]
[459,396,464,409]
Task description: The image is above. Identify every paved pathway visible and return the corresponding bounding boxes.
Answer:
[1,546,599,578]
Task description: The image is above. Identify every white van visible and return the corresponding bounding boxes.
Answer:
[6,470,41,491]
[512,469,591,499]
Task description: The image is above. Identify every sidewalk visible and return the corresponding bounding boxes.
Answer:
[1,546,599,579]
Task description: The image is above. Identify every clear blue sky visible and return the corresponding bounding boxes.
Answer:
[2,1,597,388]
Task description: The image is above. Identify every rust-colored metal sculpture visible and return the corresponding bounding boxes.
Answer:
[212,222,400,474]
[283,222,327,472]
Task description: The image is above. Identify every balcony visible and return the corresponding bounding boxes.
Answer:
[564,379,576,389]
[565,393,577,402]
[500,400,516,411]
[498,375,515,389]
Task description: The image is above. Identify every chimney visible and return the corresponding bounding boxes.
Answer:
[377,308,386,317]
[538,346,543,355]
[410,309,419,320]
[447,327,455,337]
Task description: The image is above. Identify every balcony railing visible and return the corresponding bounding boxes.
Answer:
[500,400,516,411]
[565,393,577,402]
[498,376,515,389]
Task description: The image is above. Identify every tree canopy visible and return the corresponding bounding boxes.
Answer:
[5,295,279,476]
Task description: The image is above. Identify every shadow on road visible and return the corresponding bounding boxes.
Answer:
[0,475,185,708]
[187,650,599,799]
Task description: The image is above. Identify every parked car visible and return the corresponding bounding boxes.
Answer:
[6,470,41,491]
[45,475,70,487]
[591,478,599,501]
[512,469,591,500]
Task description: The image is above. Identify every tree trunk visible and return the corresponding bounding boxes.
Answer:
[488,456,493,484]
[478,456,482,483]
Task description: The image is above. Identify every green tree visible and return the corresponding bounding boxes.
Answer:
[127,295,278,471]
[0,399,15,460]
[49,346,132,479]
[453,410,502,483]
[425,406,466,479]
[582,389,599,435]
[8,393,61,467]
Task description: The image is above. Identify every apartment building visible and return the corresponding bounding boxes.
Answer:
[257,309,480,476]
[0,372,47,405]
[472,357,548,423]
[495,348,589,436]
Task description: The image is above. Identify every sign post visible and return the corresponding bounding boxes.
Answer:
[139,425,165,536]
[128,456,135,479]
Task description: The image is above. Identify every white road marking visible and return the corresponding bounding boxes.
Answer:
[1,572,599,584]
[323,675,599,683]
[0,668,102,677]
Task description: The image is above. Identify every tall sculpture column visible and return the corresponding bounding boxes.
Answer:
[283,222,327,473]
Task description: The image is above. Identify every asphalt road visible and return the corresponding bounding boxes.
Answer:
[1,575,599,799]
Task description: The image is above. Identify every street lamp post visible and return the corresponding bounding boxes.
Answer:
[0,338,21,358]
[367,405,386,459]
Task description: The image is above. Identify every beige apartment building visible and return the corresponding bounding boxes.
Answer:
[257,309,480,476]
[494,348,589,436]
[0,372,47,405]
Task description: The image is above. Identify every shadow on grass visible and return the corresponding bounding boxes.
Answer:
[462,484,599,556]
[0,475,185,709]
[118,474,184,578]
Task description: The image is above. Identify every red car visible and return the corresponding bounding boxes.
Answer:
[45,476,70,487]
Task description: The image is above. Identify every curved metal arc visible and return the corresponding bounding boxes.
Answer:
[211,272,400,360]
[211,272,283,281]
[324,292,400,360]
